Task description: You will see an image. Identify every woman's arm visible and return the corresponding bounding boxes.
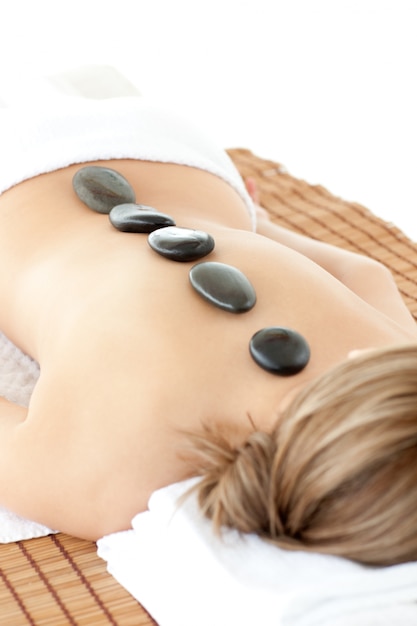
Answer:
[259,215,416,330]
[256,212,375,278]
[246,179,416,331]
[245,178,373,280]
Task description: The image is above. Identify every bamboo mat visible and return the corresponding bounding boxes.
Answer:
[1,148,417,625]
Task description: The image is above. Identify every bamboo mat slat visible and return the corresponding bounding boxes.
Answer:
[1,148,417,625]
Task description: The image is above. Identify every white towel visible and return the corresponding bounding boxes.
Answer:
[97,478,417,626]
[0,332,57,542]
[0,69,255,229]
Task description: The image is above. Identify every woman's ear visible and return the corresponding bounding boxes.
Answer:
[348,348,375,360]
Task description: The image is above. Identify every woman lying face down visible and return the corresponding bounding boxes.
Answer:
[0,150,416,567]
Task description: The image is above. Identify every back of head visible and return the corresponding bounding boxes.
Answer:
[188,344,417,566]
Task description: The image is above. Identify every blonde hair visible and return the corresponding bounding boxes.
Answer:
[188,345,417,566]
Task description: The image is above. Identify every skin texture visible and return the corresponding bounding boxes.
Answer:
[0,159,416,540]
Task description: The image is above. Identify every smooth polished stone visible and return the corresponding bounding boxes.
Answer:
[109,203,176,233]
[249,327,310,376]
[148,226,215,262]
[189,262,256,313]
[73,166,136,214]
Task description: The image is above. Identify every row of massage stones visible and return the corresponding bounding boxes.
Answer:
[73,166,310,376]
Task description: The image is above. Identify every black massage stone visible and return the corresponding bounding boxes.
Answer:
[109,203,176,233]
[189,261,256,313]
[249,327,310,375]
[148,226,215,262]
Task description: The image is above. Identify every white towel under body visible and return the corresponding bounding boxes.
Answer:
[97,478,417,626]
[0,332,56,541]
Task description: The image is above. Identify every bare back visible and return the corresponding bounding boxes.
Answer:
[0,159,415,539]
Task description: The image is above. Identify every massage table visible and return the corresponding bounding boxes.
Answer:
[1,146,417,624]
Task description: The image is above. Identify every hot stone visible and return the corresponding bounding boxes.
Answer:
[73,166,136,214]
[249,327,310,375]
[189,262,256,313]
[109,204,176,233]
[148,227,215,262]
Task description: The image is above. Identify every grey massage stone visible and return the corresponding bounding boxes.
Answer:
[189,261,256,313]
[73,166,136,214]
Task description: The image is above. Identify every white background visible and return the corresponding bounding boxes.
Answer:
[1,0,416,238]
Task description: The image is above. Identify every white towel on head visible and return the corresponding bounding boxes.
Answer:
[0,332,57,542]
[97,477,417,626]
